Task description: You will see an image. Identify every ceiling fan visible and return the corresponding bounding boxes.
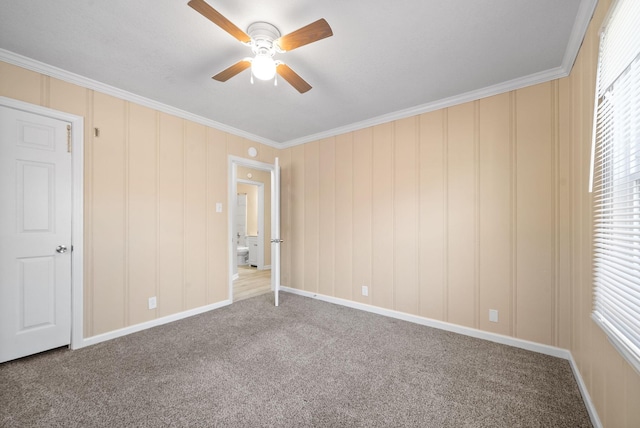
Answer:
[188,0,333,93]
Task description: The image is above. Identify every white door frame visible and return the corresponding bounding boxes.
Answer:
[228,156,274,302]
[237,178,265,270]
[0,96,84,350]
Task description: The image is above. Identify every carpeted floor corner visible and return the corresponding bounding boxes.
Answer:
[0,292,592,427]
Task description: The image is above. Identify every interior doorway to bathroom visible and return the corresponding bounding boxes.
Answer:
[234,178,270,301]
[228,156,279,304]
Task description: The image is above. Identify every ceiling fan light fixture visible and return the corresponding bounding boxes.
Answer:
[251,54,276,81]
[189,2,332,93]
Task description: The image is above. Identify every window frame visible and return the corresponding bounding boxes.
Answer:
[590,0,640,375]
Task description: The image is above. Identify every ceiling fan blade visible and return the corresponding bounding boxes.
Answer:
[277,63,312,93]
[275,18,333,52]
[212,60,251,82]
[188,0,251,43]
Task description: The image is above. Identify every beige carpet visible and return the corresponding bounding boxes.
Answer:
[0,292,591,427]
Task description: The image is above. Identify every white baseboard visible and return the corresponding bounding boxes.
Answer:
[261,265,271,270]
[281,286,568,358]
[280,286,603,424]
[77,299,232,349]
[568,354,603,428]
[72,284,601,426]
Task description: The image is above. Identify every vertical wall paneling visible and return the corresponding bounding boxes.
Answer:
[627,365,640,425]
[474,102,481,329]
[158,113,184,317]
[558,75,573,351]
[551,80,560,347]
[372,123,394,309]
[603,345,626,426]
[304,141,320,293]
[352,129,373,304]
[515,83,554,345]
[91,92,126,335]
[393,117,419,315]
[127,104,158,325]
[6,5,640,418]
[478,93,512,335]
[184,121,207,310]
[226,134,249,159]
[572,35,588,379]
[85,89,94,336]
[49,78,86,117]
[580,12,599,408]
[256,143,276,165]
[581,14,598,395]
[334,133,354,300]
[124,103,130,327]
[0,62,42,105]
[40,75,50,108]
[418,111,446,320]
[510,92,518,339]
[446,103,476,328]
[318,138,336,296]
[207,128,229,303]
[1,62,258,334]
[290,145,305,289]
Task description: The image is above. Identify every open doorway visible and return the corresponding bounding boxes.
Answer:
[228,156,277,303]
[234,177,270,300]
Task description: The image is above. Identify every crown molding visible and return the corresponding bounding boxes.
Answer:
[0,49,280,148]
[1,0,597,150]
[280,0,598,148]
[279,65,568,147]
[561,0,599,72]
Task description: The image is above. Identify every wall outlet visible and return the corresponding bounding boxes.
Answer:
[489,309,498,323]
[148,296,157,310]
[362,285,369,297]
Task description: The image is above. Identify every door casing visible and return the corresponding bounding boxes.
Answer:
[228,155,276,302]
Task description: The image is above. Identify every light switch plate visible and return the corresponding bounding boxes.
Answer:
[216,202,222,213]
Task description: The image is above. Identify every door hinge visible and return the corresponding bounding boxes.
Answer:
[66,124,72,153]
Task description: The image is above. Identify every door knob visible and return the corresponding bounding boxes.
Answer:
[56,245,67,254]
[270,239,284,243]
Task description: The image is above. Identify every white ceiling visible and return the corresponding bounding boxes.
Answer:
[0,0,597,147]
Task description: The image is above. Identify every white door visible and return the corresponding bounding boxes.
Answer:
[271,157,281,306]
[0,105,72,363]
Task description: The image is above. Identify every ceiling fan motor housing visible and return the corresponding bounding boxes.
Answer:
[247,22,282,56]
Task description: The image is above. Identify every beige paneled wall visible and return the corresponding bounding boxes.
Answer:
[0,61,274,337]
[561,0,640,426]
[278,0,640,424]
[281,85,560,343]
[3,0,640,420]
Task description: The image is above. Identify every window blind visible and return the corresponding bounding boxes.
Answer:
[592,0,640,374]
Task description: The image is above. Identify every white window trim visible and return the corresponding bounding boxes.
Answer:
[590,0,640,375]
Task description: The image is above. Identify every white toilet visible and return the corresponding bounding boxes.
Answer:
[237,246,249,266]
